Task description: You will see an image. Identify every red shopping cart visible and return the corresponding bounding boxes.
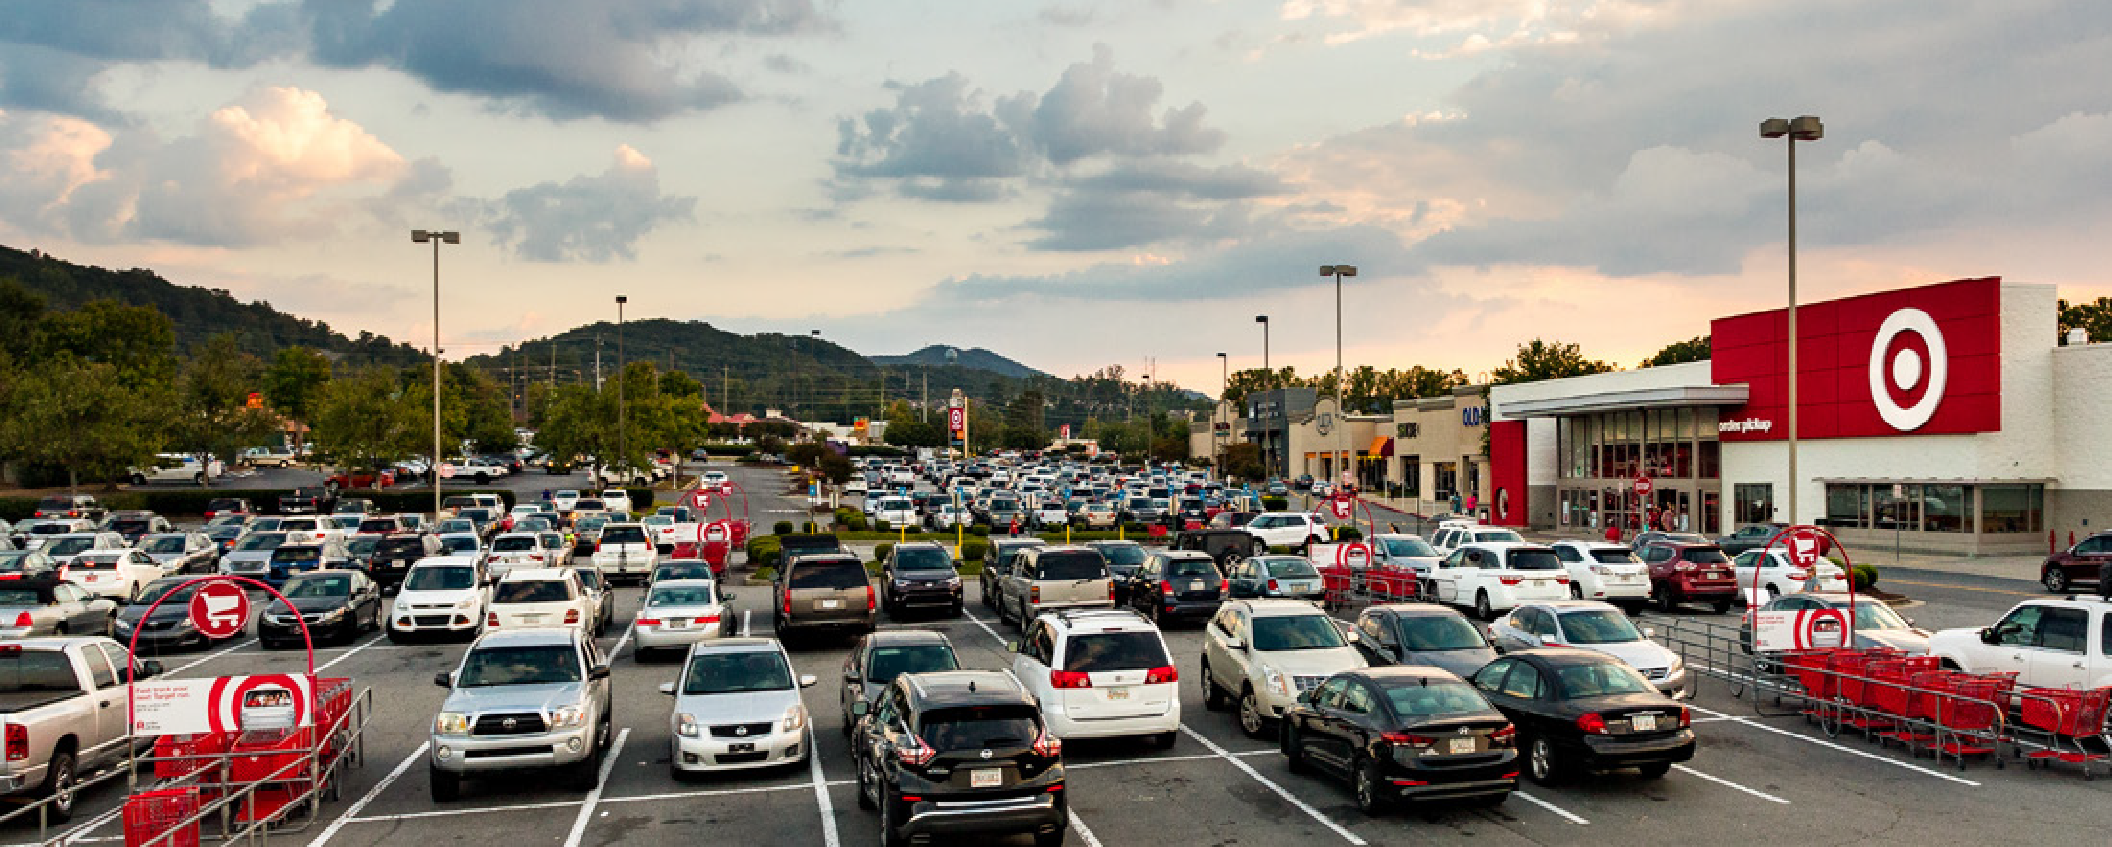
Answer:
[123,787,200,847]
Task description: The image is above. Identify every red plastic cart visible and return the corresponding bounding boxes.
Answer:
[123,787,200,847]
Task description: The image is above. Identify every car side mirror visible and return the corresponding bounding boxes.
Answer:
[798,674,818,689]
[1979,627,1998,645]
[850,700,870,717]
[658,682,676,695]
[1905,617,1917,627]
[845,669,862,683]
[434,671,453,688]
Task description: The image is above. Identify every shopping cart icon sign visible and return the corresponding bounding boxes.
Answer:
[203,596,241,628]
[188,582,250,639]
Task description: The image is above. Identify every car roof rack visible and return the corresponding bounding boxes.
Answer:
[1048,608,1148,627]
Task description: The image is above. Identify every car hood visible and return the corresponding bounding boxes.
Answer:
[1927,627,1980,654]
[1568,639,1678,670]
[1860,629,1931,654]
[1405,647,1500,678]
[398,588,478,606]
[446,681,586,714]
[118,603,192,625]
[672,689,800,723]
[1252,646,1366,675]
[223,551,276,564]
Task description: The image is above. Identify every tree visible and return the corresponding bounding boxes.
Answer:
[1490,339,1615,386]
[2059,298,2112,345]
[309,366,424,468]
[0,277,46,363]
[0,359,167,494]
[816,452,853,485]
[171,333,281,478]
[1221,442,1264,482]
[1641,336,1711,368]
[1001,389,1048,448]
[264,346,333,450]
[37,299,178,388]
[884,420,945,448]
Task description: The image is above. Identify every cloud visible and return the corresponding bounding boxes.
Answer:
[1025,161,1292,251]
[1027,45,1225,164]
[1278,0,1671,50]
[0,1,305,118]
[833,73,1036,196]
[937,223,1412,303]
[476,145,696,263]
[304,0,834,122]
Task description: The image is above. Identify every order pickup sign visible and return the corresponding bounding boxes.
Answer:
[1751,608,1853,652]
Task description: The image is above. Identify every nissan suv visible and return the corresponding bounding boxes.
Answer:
[1636,541,1738,613]
[429,627,615,800]
[851,670,1067,847]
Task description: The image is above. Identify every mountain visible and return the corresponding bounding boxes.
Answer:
[872,345,1051,379]
[0,244,426,366]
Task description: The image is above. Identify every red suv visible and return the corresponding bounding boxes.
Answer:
[2041,532,2112,593]
[1637,542,1738,613]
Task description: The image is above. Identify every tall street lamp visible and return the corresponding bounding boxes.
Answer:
[411,229,459,522]
[1254,315,1271,478]
[810,330,822,422]
[1760,115,1822,527]
[1216,352,1228,477]
[1321,264,1357,489]
[616,294,628,479]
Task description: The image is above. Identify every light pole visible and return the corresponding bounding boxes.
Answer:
[1322,265,1357,490]
[1216,352,1228,478]
[810,329,822,422]
[411,229,459,522]
[1254,315,1270,477]
[615,294,628,482]
[1761,115,1822,527]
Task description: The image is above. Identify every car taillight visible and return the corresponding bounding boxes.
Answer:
[1161,580,1175,596]
[1677,706,1691,728]
[564,609,580,625]
[1577,712,1608,734]
[9,613,26,629]
[1144,665,1178,684]
[867,584,877,612]
[1030,586,1041,603]
[1266,579,1279,592]
[697,615,721,625]
[486,612,499,627]
[898,737,937,767]
[1553,575,1569,584]
[1498,576,1522,585]
[1219,579,1229,594]
[782,592,792,616]
[1031,726,1062,757]
[1490,724,1516,746]
[637,618,662,627]
[5,724,25,761]
[1675,563,1695,571]
[1787,571,1808,580]
[1380,731,1434,748]
[1049,670,1092,689]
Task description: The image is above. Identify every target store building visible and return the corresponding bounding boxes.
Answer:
[1488,277,2112,555]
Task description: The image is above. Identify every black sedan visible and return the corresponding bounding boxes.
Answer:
[258,570,383,649]
[114,578,244,652]
[1468,648,1694,785]
[1281,667,1518,813]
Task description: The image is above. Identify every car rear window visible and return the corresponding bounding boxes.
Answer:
[1380,680,1491,719]
[648,585,717,606]
[0,650,81,694]
[1061,631,1169,673]
[1168,559,1219,578]
[492,536,537,552]
[1034,552,1106,581]
[790,560,869,590]
[574,500,605,511]
[1590,549,1642,564]
[111,519,149,535]
[918,706,1040,752]
[1552,662,1655,698]
[275,548,321,563]
[72,555,119,570]
[494,580,572,604]
[1508,550,1563,571]
[358,520,397,534]
[601,526,648,544]
[405,567,475,592]
[1264,559,1319,578]
[1682,548,1732,565]
[1096,544,1145,568]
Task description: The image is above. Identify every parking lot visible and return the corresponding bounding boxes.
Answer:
[12,463,2112,846]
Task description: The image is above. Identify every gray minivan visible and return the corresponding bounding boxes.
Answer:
[773,553,875,639]
[996,546,1114,626]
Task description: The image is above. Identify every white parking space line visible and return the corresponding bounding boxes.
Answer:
[314,634,385,672]
[1068,810,1105,847]
[806,727,841,847]
[1067,749,1274,771]
[1672,764,1789,804]
[561,728,628,847]
[1178,726,1367,846]
[602,780,853,806]
[1686,705,1980,786]
[606,621,636,660]
[165,637,254,676]
[309,740,429,847]
[1514,791,1589,825]
[344,798,585,823]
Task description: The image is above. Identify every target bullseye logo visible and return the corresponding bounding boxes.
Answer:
[1867,307,1948,431]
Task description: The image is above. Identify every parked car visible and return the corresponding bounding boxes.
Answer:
[590,523,658,584]
[774,553,876,639]
[365,533,442,593]
[127,454,220,485]
[488,532,557,577]
[486,568,596,632]
[1122,551,1224,625]
[0,551,60,579]
[1429,524,1527,555]
[977,538,1047,611]
[1281,667,1517,813]
[387,559,487,642]
[1422,542,1571,621]
[570,565,615,636]
[0,579,118,638]
[430,627,614,799]
[1469,648,1695,784]
[2038,530,2112,593]
[1225,555,1327,603]
[1244,512,1332,552]
[261,541,352,588]
[116,578,244,651]
[1636,541,1739,613]
[1490,602,1689,699]
[1729,549,1850,601]
[1171,529,1264,570]
[257,569,382,648]
[1202,599,1369,738]
[41,532,128,571]
[1928,597,2112,689]
[101,512,172,543]
[62,549,164,601]
[31,496,103,521]
[878,543,962,618]
[1083,540,1147,592]
[134,532,218,576]
[837,631,960,739]
[219,531,291,578]
[634,579,731,657]
[239,446,298,467]
[1550,541,1651,606]
[1350,604,1500,679]
[1011,608,1180,746]
[659,637,813,776]
[850,669,1067,847]
[648,561,716,586]
[278,487,335,515]
[1715,522,1790,556]
[1074,501,1119,530]
[996,547,1114,626]
[0,637,162,821]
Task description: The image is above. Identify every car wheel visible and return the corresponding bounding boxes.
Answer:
[1237,686,1267,738]
[2044,568,2071,593]
[43,749,76,822]
[950,601,964,619]
[1636,761,1671,779]
[1353,755,1390,815]
[1526,736,1565,785]
[1474,590,1494,621]
[856,754,880,810]
[1653,583,1677,613]
[429,765,461,802]
[1711,598,1734,615]
[1282,724,1308,774]
[1569,582,1583,600]
[1201,661,1227,711]
[879,796,910,847]
[1765,584,1782,600]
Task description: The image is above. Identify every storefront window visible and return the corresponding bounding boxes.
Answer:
[1924,485,1970,533]
[1874,485,1921,531]
[1434,463,1457,501]
[1733,483,1774,525]
[1823,484,1868,529]
[1982,485,2043,533]
[1698,440,1720,478]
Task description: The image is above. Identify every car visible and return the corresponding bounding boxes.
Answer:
[569,565,616,636]
[923,503,970,530]
[278,487,334,515]
[1632,531,1707,549]
[1350,604,1501,679]
[356,515,409,536]
[660,638,815,775]
[1421,542,1572,621]
[63,549,164,601]
[1927,597,2112,689]
[332,498,377,516]
[1224,555,1327,603]
[40,532,129,570]
[257,569,382,648]
[1729,548,1850,602]
[31,496,103,521]
[1244,512,1332,552]
[1550,541,1651,606]
[366,532,443,593]
[387,559,488,642]
[435,533,485,564]
[0,551,61,579]
[977,538,1047,611]
[1490,601,1689,699]
[486,568,597,633]
[1201,599,1369,738]
[996,546,1114,626]
[589,522,657,584]
[127,454,221,485]
[774,553,876,639]
[648,561,716,586]
[1636,541,1739,613]
[275,516,343,546]
[115,577,243,650]
[869,496,919,530]
[261,540,352,588]
[1469,648,1695,785]
[551,489,583,514]
[1010,608,1180,746]
[2039,530,2112,593]
[1074,501,1119,530]
[597,488,633,516]
[1741,592,1930,655]
[101,512,173,543]
[0,637,163,821]
[487,532,559,578]
[133,532,216,577]
[837,631,961,739]
[878,543,962,618]
[430,627,614,800]
[239,446,298,467]
[219,531,291,578]
[1122,551,1224,625]
[1429,524,1527,555]
[850,669,1067,847]
[1170,528,1265,570]
[1082,540,1146,596]
[1280,667,1518,813]
[0,578,117,637]
[635,579,731,657]
[1715,522,1791,556]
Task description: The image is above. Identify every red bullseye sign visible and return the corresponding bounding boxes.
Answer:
[1335,542,1371,571]
[207,673,314,732]
[703,521,730,543]
[189,582,248,639]
[1633,476,1653,496]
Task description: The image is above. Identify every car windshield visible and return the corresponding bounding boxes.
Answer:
[1381,679,1492,719]
[142,537,187,553]
[1168,559,1219,578]
[893,547,953,573]
[1508,550,1563,571]
[494,580,571,603]
[648,585,717,607]
[1682,548,1732,565]
[136,580,194,606]
[492,536,537,552]
[45,538,94,556]
[866,644,958,682]
[405,566,476,591]
[346,538,380,555]
[1811,599,1913,631]
[575,500,605,512]
[918,705,1039,752]
[1262,558,1319,578]
[643,516,672,527]
[790,560,868,589]
[274,548,321,563]
[0,650,81,694]
[283,576,351,598]
[1093,545,1144,569]
[34,498,69,510]
[1474,530,1524,544]
[457,645,582,687]
[1251,614,1347,651]
[1552,661,1656,698]
[28,524,73,536]
[110,519,150,535]
[989,499,1018,510]
[1395,613,1487,651]
[238,534,288,552]
[1383,539,1437,557]
[683,651,793,694]
[359,520,396,534]
[1062,631,1169,672]
[439,537,479,555]
[602,526,647,544]
[1558,610,1643,644]
[280,520,316,532]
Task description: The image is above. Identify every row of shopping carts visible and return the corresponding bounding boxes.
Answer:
[1315,564,1421,610]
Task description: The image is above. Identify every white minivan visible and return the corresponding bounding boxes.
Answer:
[1424,542,1571,621]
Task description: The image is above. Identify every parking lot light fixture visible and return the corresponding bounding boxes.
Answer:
[412,229,460,521]
[1321,265,1357,488]
[1760,115,1821,525]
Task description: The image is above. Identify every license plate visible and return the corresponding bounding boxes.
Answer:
[1448,738,1475,755]
[1632,714,1658,731]
[1106,687,1130,701]
[1708,571,1727,579]
[818,599,842,610]
[1189,580,1207,591]
[970,768,1002,788]
[667,619,686,629]
[728,742,754,753]
[521,615,543,623]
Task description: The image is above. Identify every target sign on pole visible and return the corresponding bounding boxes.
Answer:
[1328,497,1354,520]
[130,673,315,736]
[188,582,248,640]
[1786,527,1824,570]
[1751,608,1853,652]
[704,521,730,543]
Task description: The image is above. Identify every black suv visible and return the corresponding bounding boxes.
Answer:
[852,670,1066,847]
[368,533,442,593]
[880,542,963,618]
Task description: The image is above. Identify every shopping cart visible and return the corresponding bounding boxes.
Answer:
[123,787,201,847]
[2007,686,2112,778]
[1316,565,1354,611]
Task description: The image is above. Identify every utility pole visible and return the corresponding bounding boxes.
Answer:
[723,365,730,412]
[922,371,929,423]
[548,339,556,389]
[594,335,603,389]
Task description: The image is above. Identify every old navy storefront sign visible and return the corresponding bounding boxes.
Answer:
[1710,277,2002,441]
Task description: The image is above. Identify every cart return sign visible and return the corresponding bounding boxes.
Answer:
[131,674,316,736]
[1751,608,1854,652]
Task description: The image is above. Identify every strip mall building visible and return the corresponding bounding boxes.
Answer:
[1486,277,2111,555]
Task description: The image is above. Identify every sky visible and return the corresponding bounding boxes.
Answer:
[3,0,2111,395]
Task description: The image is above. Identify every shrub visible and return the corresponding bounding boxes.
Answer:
[969,525,990,537]
[1332,525,1363,542]
[1852,563,1880,590]
[874,519,891,533]
[745,536,783,568]
[875,542,894,563]
[960,538,990,562]
[773,521,795,535]
[846,513,869,532]
[1262,496,1289,511]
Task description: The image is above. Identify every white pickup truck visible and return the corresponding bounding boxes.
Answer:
[1928,597,2112,689]
[0,637,162,821]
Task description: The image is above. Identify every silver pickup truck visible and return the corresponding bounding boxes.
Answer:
[0,637,161,821]
[996,546,1114,627]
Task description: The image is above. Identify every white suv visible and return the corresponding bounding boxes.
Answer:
[590,522,658,584]
[1243,512,1331,552]
[1430,523,1525,555]
[1011,609,1179,746]
[486,568,595,632]
[1201,599,1367,738]
[1425,542,1571,621]
[1550,541,1651,606]
[1928,598,2112,690]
